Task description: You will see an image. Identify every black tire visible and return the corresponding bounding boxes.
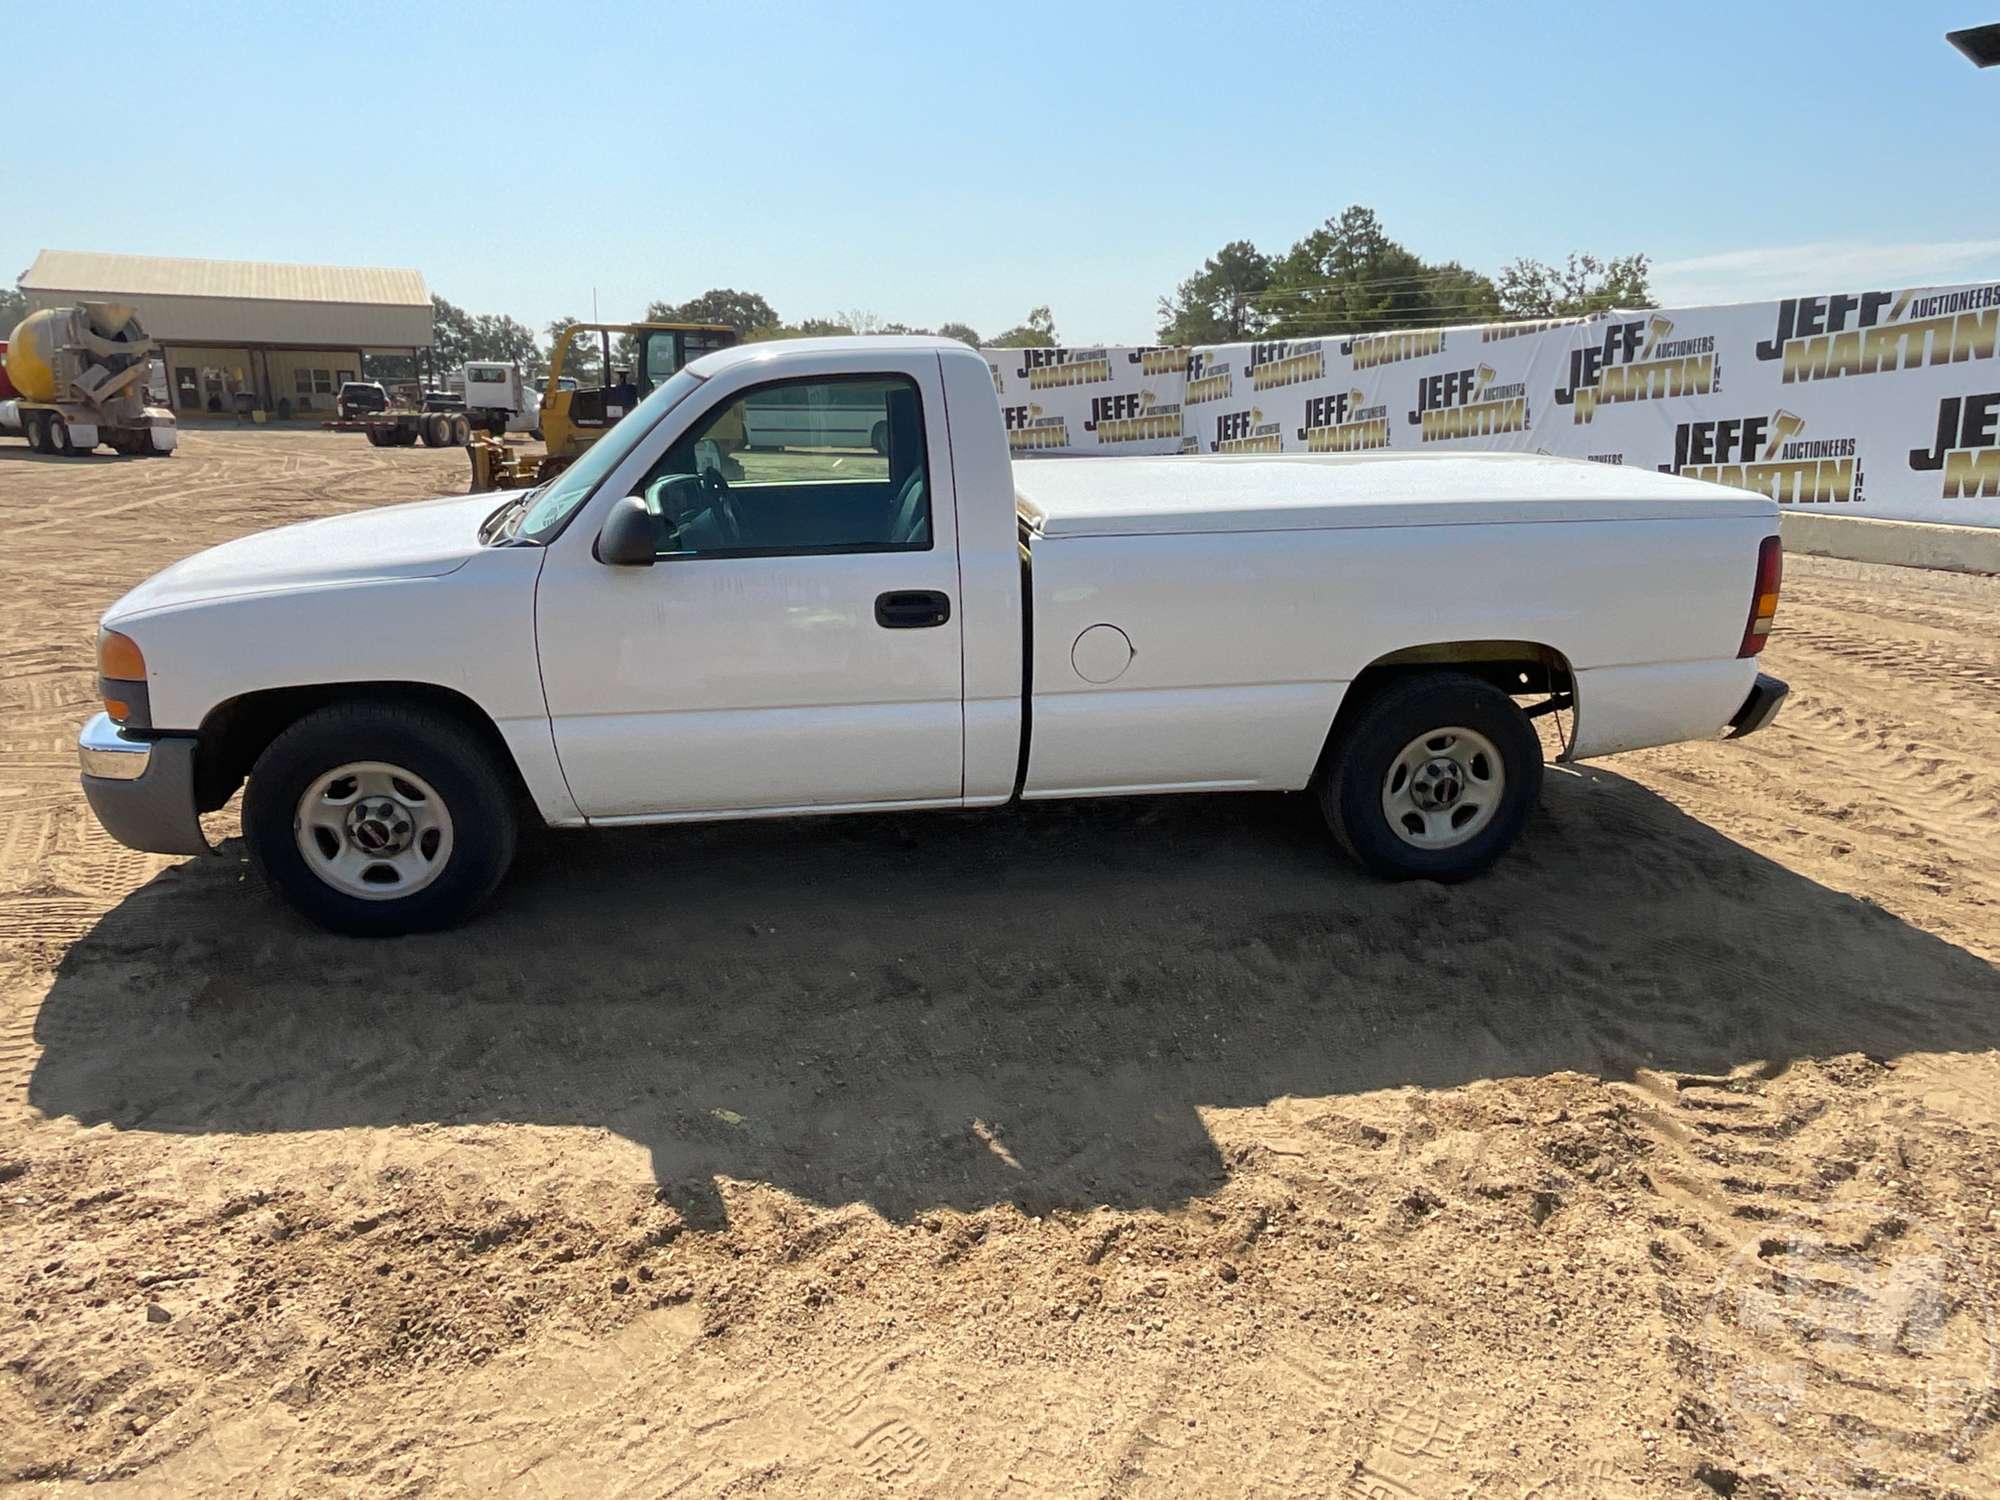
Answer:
[364,424,388,447]
[24,412,49,453]
[1317,671,1543,882]
[47,415,75,455]
[452,415,473,445]
[244,703,519,936]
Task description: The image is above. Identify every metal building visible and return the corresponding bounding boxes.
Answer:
[18,250,431,417]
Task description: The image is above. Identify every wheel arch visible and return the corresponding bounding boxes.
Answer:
[1314,639,1576,781]
[194,680,535,817]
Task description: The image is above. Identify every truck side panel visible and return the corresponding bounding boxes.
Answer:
[1023,515,1772,797]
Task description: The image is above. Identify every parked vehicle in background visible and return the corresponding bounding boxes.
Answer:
[78,336,1786,935]
[359,403,473,450]
[336,381,391,420]
[460,363,540,437]
[1,302,176,457]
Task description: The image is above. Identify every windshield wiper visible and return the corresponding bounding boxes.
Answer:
[480,487,543,546]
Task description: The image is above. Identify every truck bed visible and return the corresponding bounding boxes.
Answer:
[1014,452,1774,537]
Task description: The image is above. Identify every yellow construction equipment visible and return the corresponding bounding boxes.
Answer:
[467,320,734,492]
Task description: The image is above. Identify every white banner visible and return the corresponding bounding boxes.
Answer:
[984,280,2000,528]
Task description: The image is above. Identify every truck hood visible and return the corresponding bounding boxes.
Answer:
[106,492,497,620]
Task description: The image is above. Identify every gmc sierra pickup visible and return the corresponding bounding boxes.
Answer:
[79,336,1786,934]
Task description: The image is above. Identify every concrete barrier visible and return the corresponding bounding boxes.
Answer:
[1780,512,2000,576]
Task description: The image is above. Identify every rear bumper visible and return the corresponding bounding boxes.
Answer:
[77,713,210,856]
[1725,672,1789,740]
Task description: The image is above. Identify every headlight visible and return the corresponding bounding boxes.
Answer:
[96,629,147,724]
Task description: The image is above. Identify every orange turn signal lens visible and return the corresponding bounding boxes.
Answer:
[103,698,133,723]
[98,629,146,681]
[1737,537,1783,658]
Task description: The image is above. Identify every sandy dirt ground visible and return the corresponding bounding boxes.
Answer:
[1,429,1998,1499]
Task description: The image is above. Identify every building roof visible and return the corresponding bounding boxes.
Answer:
[18,250,432,350]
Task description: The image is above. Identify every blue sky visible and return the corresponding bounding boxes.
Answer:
[6,1,1998,344]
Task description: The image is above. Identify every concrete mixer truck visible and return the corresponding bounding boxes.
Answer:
[0,301,176,457]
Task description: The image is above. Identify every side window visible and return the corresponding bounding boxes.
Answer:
[631,375,931,558]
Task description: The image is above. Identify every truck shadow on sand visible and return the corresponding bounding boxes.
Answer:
[28,766,2000,1227]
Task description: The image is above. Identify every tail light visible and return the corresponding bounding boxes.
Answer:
[1738,535,1782,658]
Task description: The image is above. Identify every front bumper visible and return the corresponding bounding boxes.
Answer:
[77,713,210,856]
[1724,672,1789,740]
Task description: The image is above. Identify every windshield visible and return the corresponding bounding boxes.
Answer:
[516,369,706,543]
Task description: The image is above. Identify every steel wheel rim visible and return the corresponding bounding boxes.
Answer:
[1380,725,1505,850]
[294,761,454,901]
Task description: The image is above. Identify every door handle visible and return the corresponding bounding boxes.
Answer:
[874,590,952,629]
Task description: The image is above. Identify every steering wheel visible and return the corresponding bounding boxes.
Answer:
[699,465,744,547]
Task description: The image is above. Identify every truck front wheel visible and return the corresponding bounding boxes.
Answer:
[244,703,518,936]
[1318,672,1542,882]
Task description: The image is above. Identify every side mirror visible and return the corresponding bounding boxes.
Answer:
[594,495,657,567]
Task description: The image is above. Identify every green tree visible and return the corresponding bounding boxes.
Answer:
[429,294,478,373]
[744,316,856,342]
[989,305,1058,347]
[935,321,981,346]
[645,288,779,337]
[1156,240,1273,343]
[0,285,25,332]
[1257,205,1500,337]
[1495,253,1653,318]
[467,313,541,369]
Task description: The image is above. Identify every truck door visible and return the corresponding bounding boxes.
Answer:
[534,356,965,818]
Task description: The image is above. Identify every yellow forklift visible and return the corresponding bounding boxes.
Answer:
[468,320,735,491]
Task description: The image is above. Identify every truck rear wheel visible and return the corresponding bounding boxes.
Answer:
[451,415,472,445]
[46,415,75,455]
[24,412,49,453]
[364,424,389,447]
[244,703,518,936]
[1318,671,1542,882]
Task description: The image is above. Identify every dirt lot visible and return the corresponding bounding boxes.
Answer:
[2,429,1998,1498]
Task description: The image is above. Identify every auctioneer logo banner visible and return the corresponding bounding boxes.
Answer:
[1552,315,1719,424]
[1754,286,2000,385]
[1910,391,2000,500]
[981,278,2000,524]
[1406,364,1530,442]
[1659,410,1865,505]
[1297,388,1390,452]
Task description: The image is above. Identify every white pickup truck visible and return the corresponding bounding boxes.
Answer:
[79,336,1787,935]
